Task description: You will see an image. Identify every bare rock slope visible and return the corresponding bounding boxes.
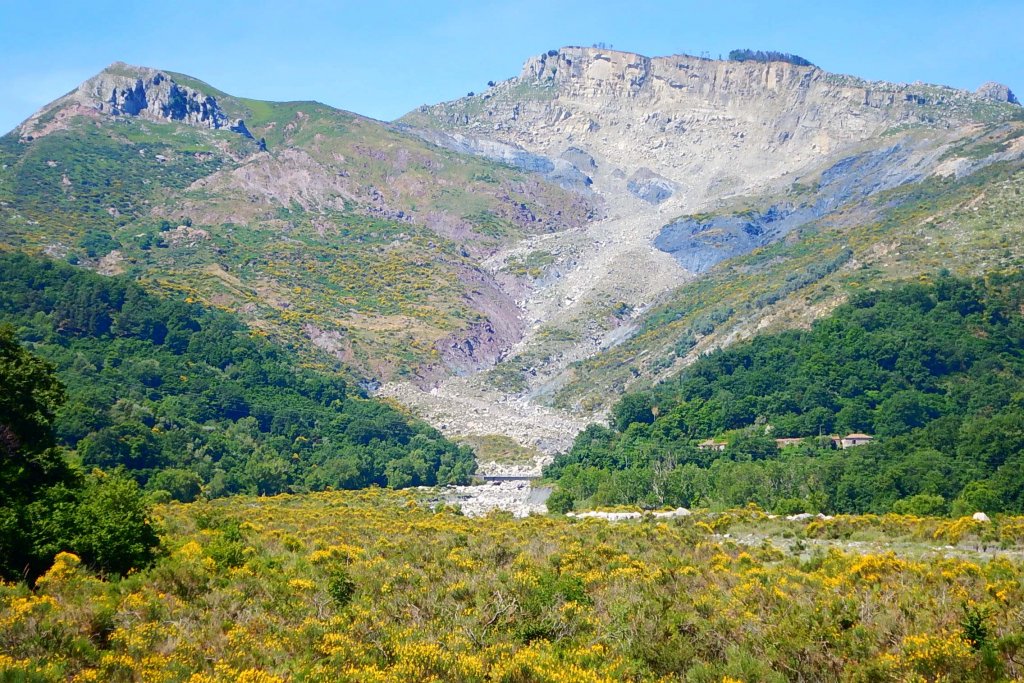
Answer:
[388,47,1021,460]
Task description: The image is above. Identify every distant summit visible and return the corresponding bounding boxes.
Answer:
[17,62,254,141]
[976,81,1019,104]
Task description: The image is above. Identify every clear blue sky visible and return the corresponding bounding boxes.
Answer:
[1,0,1021,133]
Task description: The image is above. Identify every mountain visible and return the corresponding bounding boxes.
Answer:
[2,50,1023,463]
[1,62,598,386]
[8,46,1024,683]
[396,46,1024,437]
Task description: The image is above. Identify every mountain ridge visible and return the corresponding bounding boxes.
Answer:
[3,50,1024,465]
[2,60,601,393]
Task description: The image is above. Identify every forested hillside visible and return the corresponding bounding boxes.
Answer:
[0,326,158,580]
[547,272,1024,515]
[0,253,475,500]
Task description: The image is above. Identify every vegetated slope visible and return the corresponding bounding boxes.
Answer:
[0,326,158,581]
[399,45,1023,422]
[0,63,598,384]
[7,489,1024,681]
[546,272,1024,515]
[0,252,475,499]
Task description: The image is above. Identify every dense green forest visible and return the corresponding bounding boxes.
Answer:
[0,326,158,580]
[547,271,1024,516]
[0,253,475,501]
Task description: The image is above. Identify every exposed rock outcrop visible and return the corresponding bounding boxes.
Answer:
[18,62,254,140]
[399,127,594,192]
[561,146,597,171]
[627,167,675,204]
[408,47,1020,213]
[655,143,922,272]
[976,81,1019,104]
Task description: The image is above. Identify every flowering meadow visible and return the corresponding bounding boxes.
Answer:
[4,489,1024,682]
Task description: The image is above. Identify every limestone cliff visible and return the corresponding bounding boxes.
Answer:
[405,47,1019,210]
[976,81,1019,104]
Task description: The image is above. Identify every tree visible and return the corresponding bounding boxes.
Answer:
[147,468,203,502]
[546,487,574,514]
[952,481,1001,516]
[874,391,943,437]
[728,49,813,67]
[892,493,947,516]
[66,471,159,575]
[612,392,655,432]
[0,325,74,579]
[0,327,158,580]
[0,324,66,455]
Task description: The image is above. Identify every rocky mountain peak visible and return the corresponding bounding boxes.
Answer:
[17,62,253,140]
[391,46,1024,441]
[519,46,654,96]
[976,81,1019,105]
[409,47,1021,213]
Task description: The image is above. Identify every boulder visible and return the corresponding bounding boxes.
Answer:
[626,167,674,204]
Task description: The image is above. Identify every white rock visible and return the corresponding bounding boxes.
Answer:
[442,481,551,518]
[651,507,691,518]
[972,512,991,522]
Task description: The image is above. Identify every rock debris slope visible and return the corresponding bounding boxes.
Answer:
[391,47,1021,461]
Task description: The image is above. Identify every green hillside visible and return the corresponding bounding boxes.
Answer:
[547,272,1024,515]
[0,65,597,380]
[0,252,475,500]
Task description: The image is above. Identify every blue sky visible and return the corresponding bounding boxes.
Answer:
[1,0,1021,133]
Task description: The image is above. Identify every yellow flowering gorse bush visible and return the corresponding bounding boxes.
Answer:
[2,489,1024,681]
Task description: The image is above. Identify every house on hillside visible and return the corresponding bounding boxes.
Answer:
[698,438,727,451]
[774,437,806,449]
[839,433,874,449]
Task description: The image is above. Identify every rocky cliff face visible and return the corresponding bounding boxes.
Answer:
[407,47,1018,211]
[18,63,253,140]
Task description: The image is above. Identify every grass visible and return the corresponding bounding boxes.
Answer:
[505,250,555,278]
[457,434,542,467]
